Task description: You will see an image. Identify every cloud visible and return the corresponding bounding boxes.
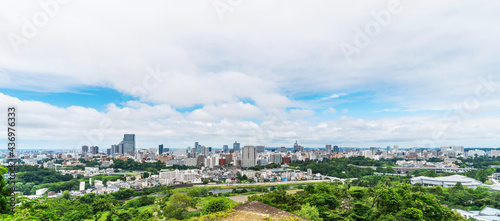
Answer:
[188,102,263,121]
[289,109,315,119]
[1,1,500,148]
[1,92,500,148]
[323,93,348,100]
[323,107,337,115]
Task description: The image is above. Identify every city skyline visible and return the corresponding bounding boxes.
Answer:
[1,1,500,149]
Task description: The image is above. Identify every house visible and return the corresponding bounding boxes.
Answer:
[454,207,500,220]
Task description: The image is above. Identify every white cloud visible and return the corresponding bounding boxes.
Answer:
[1,1,500,147]
[1,92,499,148]
[323,93,348,100]
[289,109,315,119]
[323,107,337,115]
[188,102,263,121]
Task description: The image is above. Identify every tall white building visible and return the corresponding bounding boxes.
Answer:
[269,153,282,165]
[242,146,256,168]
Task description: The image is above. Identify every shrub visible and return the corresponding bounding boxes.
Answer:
[203,197,233,214]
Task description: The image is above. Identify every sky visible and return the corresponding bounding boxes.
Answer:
[1,0,500,150]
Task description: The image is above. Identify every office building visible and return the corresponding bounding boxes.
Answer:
[82,145,89,154]
[195,142,200,153]
[293,141,304,152]
[159,144,164,155]
[242,146,256,168]
[90,146,99,154]
[325,145,332,154]
[123,134,135,156]
[333,145,340,153]
[233,141,241,152]
[118,141,124,155]
[256,146,265,153]
[106,148,111,156]
[111,144,119,155]
[201,146,209,155]
[223,145,229,153]
[278,146,287,153]
[270,153,282,165]
[222,154,232,165]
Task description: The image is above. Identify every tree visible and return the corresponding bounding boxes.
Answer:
[349,203,372,220]
[187,188,201,198]
[62,190,71,199]
[476,169,489,183]
[295,203,322,221]
[396,208,424,221]
[0,166,11,214]
[162,193,196,219]
[91,196,116,213]
[203,197,232,214]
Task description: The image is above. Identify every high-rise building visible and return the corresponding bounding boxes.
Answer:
[222,154,232,165]
[242,146,256,168]
[223,145,229,153]
[325,145,332,154]
[233,141,241,152]
[333,145,340,153]
[123,134,135,156]
[270,153,282,165]
[293,141,304,152]
[118,141,124,155]
[256,146,265,153]
[201,146,209,155]
[106,148,111,156]
[195,142,200,153]
[159,144,164,155]
[82,145,89,154]
[111,144,119,155]
[90,146,99,154]
[278,146,287,153]
[196,155,205,167]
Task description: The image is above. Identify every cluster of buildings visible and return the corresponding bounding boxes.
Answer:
[3,135,500,169]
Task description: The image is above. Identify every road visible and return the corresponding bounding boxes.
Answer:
[193,179,332,188]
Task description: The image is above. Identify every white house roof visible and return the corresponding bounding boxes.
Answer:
[474,215,500,221]
[481,207,500,216]
[411,175,482,185]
